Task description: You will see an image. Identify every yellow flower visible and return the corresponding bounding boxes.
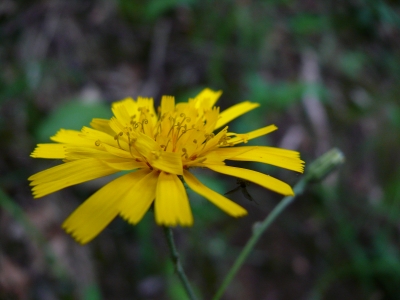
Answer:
[29,88,304,244]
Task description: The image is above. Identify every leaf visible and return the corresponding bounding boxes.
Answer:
[36,100,112,142]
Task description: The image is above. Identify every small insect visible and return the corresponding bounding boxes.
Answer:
[224,178,258,204]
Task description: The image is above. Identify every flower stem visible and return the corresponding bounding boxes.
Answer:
[213,148,345,300]
[163,226,197,300]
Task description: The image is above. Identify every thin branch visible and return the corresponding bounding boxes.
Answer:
[163,226,198,300]
[213,148,345,300]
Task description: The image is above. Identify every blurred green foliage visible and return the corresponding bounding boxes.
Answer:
[36,100,112,142]
[1,0,400,299]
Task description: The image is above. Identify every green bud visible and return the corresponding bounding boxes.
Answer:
[305,148,345,183]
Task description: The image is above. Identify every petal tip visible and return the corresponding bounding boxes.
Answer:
[237,209,248,217]
[287,190,295,196]
[119,213,139,226]
[62,223,90,245]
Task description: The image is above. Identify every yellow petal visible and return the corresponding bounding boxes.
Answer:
[132,132,159,157]
[202,106,220,133]
[190,152,225,166]
[183,170,247,217]
[205,164,294,196]
[220,146,305,173]
[50,129,94,147]
[227,125,277,145]
[210,146,256,159]
[151,151,183,175]
[137,97,158,125]
[119,170,159,224]
[30,144,66,159]
[161,95,175,115]
[112,97,135,123]
[65,147,122,160]
[116,97,138,117]
[90,118,115,136]
[108,117,126,136]
[80,126,116,146]
[62,172,146,244]
[101,143,133,159]
[29,158,118,198]
[102,158,147,170]
[135,132,183,174]
[253,146,302,158]
[155,172,193,226]
[194,88,222,109]
[200,126,228,154]
[215,101,260,130]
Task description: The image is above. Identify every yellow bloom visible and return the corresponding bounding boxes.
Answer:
[29,88,304,244]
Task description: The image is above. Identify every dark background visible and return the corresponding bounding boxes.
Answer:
[1,0,400,299]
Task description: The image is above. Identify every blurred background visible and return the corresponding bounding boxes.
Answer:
[1,0,400,299]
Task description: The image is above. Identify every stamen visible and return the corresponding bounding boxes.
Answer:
[174,123,186,141]
[155,122,163,138]
[114,132,124,148]
[201,133,215,150]
[178,113,191,125]
[137,119,149,134]
[132,121,144,133]
[223,136,234,146]
[181,148,188,159]
[218,134,228,146]
[128,137,137,157]
[166,116,177,137]
[151,150,161,159]
[176,127,187,142]
[163,139,170,151]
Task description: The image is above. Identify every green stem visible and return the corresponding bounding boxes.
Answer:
[163,226,197,300]
[213,148,345,300]
[212,179,306,300]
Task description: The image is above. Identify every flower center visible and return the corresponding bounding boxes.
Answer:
[104,104,230,168]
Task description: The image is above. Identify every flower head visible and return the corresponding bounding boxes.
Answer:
[29,88,304,244]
